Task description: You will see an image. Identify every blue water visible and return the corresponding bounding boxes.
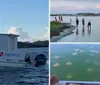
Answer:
[0,64,48,85]
[51,44,100,81]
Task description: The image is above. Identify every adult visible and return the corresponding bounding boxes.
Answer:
[82,18,85,27]
[76,17,79,27]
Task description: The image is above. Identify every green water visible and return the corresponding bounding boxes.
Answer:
[51,45,100,81]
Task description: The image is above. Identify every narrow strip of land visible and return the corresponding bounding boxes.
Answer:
[50,21,76,42]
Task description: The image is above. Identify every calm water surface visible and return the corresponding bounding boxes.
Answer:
[51,16,100,42]
[51,44,100,81]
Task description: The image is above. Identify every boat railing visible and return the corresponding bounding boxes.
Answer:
[56,81,100,85]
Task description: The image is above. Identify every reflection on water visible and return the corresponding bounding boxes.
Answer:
[75,25,92,40]
[82,26,85,36]
[88,26,91,37]
[51,16,100,42]
[76,27,79,36]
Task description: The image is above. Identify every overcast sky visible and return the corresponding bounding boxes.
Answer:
[51,0,100,14]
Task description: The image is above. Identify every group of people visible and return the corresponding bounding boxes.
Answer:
[75,17,92,36]
[55,16,63,23]
[76,17,91,28]
[54,16,92,28]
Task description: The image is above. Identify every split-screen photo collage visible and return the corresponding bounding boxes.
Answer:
[0,0,100,85]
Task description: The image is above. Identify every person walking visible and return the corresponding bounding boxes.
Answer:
[60,16,63,23]
[59,16,61,22]
[76,17,79,27]
[82,18,85,27]
[55,16,57,22]
[70,19,72,25]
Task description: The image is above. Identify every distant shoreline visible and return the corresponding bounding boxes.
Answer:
[50,13,100,16]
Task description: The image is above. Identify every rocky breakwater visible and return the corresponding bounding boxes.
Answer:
[50,21,76,42]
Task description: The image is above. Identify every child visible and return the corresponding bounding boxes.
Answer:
[88,20,91,28]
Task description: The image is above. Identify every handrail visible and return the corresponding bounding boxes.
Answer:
[55,81,100,85]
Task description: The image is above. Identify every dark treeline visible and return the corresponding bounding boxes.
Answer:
[51,13,100,16]
[17,40,49,48]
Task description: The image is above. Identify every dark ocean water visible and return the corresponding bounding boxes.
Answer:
[0,64,48,85]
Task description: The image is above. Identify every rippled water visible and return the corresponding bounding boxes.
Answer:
[0,64,48,85]
[51,16,100,42]
[51,44,100,81]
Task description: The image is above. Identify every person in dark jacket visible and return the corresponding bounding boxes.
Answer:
[76,17,79,27]
[55,16,57,22]
[25,54,31,63]
[88,20,91,28]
